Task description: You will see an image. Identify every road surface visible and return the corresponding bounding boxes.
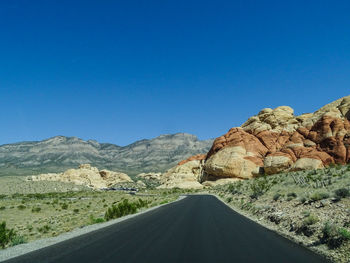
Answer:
[4,195,330,263]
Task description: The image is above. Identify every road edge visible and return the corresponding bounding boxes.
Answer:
[0,195,187,262]
[208,193,333,262]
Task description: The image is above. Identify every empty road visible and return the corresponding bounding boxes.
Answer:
[4,195,330,263]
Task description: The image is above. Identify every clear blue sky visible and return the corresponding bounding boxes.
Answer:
[0,0,349,146]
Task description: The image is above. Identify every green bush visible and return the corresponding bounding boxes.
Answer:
[321,222,350,248]
[105,199,137,221]
[301,210,311,217]
[89,215,105,224]
[273,193,281,201]
[17,205,26,210]
[73,209,79,214]
[287,192,297,198]
[10,235,26,246]
[338,228,350,241]
[250,176,272,199]
[334,188,350,199]
[303,215,319,226]
[0,221,15,249]
[61,203,68,210]
[299,196,307,204]
[31,207,41,213]
[0,206,5,210]
[104,198,149,221]
[310,192,329,202]
[37,225,50,233]
[226,197,233,203]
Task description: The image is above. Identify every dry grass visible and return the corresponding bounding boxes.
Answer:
[0,177,181,247]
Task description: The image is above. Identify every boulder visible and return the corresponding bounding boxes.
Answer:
[204,146,262,179]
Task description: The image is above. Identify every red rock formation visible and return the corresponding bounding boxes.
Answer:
[203,96,350,180]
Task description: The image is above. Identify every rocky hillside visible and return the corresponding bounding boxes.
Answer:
[162,95,350,188]
[0,133,213,177]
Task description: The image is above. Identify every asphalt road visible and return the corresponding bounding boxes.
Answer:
[4,195,330,263]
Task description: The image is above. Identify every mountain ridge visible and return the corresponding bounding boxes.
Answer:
[0,133,213,177]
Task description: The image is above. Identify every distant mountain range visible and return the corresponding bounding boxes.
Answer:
[0,133,213,177]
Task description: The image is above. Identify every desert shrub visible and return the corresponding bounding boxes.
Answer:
[228,183,242,194]
[321,222,350,248]
[89,215,105,224]
[31,207,41,213]
[37,225,50,233]
[299,196,307,204]
[104,199,148,221]
[273,193,282,201]
[301,210,311,217]
[303,214,319,226]
[10,234,26,246]
[226,197,233,203]
[105,199,137,221]
[61,203,68,210]
[17,205,26,210]
[136,198,148,208]
[334,188,350,199]
[287,192,297,198]
[310,192,329,202]
[338,228,350,241]
[250,176,272,199]
[0,221,15,249]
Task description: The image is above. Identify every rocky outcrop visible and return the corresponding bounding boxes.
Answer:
[157,160,204,189]
[204,95,350,180]
[28,164,133,189]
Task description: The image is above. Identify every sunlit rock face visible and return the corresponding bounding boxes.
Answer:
[29,164,133,189]
[203,95,350,180]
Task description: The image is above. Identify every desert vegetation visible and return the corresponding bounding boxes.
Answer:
[212,164,350,263]
[0,178,184,249]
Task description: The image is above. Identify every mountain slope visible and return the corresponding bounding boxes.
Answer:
[0,133,213,177]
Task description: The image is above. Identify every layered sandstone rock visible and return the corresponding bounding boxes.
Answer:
[177,154,207,166]
[157,160,204,189]
[29,164,133,189]
[204,95,350,180]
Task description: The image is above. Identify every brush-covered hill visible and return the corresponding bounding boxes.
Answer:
[0,133,213,177]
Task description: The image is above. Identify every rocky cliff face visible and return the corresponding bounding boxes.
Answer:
[161,96,350,188]
[204,96,350,180]
[0,133,213,177]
